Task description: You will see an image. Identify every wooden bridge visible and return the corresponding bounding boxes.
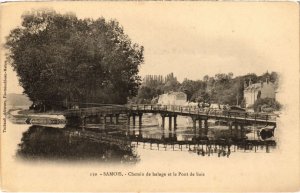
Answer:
[64,104,277,133]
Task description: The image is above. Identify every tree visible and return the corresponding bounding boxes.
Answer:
[136,86,160,103]
[163,78,180,93]
[180,79,205,101]
[5,10,144,110]
[212,73,233,104]
[203,75,209,82]
[193,90,211,104]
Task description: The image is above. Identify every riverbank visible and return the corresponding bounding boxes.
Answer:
[7,108,66,125]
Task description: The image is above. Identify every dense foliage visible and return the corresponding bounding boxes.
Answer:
[252,98,281,112]
[6,10,144,110]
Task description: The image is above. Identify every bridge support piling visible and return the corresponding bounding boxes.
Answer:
[174,115,177,129]
[199,119,203,136]
[132,114,136,125]
[169,116,172,130]
[127,115,130,125]
[228,122,233,136]
[193,126,197,137]
[138,113,143,126]
[234,123,238,138]
[204,119,208,135]
[240,125,244,139]
[192,117,197,130]
[199,119,202,129]
[161,115,165,128]
[138,126,142,137]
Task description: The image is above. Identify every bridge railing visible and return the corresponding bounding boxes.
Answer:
[66,105,128,116]
[66,103,277,122]
[127,104,277,122]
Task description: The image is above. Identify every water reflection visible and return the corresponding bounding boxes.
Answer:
[17,114,277,162]
[17,125,139,163]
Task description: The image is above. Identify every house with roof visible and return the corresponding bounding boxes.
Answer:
[158,92,187,106]
[243,79,276,108]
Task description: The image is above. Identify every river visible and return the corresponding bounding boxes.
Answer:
[7,112,277,164]
[1,110,283,191]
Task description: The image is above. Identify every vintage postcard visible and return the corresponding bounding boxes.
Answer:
[0,1,299,192]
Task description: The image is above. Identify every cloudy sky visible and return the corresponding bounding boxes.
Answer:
[1,2,298,94]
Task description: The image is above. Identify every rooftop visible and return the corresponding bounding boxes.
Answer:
[244,81,274,91]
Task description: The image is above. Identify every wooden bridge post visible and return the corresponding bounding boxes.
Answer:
[234,123,238,138]
[193,123,197,137]
[125,121,130,137]
[138,125,142,137]
[132,114,136,125]
[240,124,244,139]
[169,115,172,130]
[127,114,131,125]
[174,115,177,129]
[228,121,233,136]
[162,127,165,139]
[161,115,165,128]
[104,115,107,125]
[138,113,143,126]
[199,119,202,129]
[199,119,203,136]
[192,116,197,132]
[204,119,208,135]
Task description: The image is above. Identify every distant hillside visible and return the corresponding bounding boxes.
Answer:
[7,93,32,107]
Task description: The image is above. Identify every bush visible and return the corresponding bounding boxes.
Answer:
[253,98,281,112]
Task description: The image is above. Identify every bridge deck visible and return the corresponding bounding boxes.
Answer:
[64,104,277,125]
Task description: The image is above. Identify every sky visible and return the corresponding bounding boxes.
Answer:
[1,2,298,94]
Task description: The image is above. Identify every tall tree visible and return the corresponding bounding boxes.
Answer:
[5,10,144,109]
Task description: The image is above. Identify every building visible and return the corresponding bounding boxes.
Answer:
[158,92,187,106]
[243,79,276,108]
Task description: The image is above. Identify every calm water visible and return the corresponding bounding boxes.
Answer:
[13,113,277,164]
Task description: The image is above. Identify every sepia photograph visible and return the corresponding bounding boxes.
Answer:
[0,1,299,192]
